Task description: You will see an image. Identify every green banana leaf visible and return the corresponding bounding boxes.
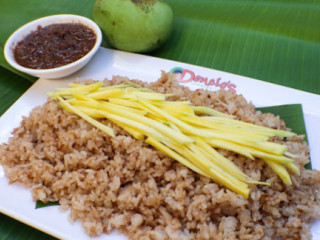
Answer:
[0,67,32,115]
[0,214,56,240]
[1,0,320,93]
[0,0,319,239]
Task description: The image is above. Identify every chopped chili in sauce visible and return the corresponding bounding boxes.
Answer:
[14,23,96,69]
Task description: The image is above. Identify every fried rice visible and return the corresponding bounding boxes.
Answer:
[0,72,319,240]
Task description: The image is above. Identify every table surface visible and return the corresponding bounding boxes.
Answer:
[0,0,319,239]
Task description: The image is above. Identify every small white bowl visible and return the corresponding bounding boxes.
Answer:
[4,14,102,79]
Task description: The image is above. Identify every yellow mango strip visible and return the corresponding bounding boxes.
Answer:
[205,117,296,138]
[99,102,148,116]
[99,102,193,144]
[48,93,74,100]
[152,102,195,118]
[67,99,101,109]
[123,80,156,92]
[208,138,299,183]
[152,100,193,110]
[69,98,148,116]
[122,89,170,100]
[108,98,141,109]
[181,145,250,198]
[163,139,249,195]
[167,111,194,119]
[53,81,103,95]
[284,151,299,159]
[68,82,88,88]
[196,129,263,149]
[74,104,147,143]
[260,141,287,155]
[73,106,105,118]
[194,139,248,182]
[152,100,191,106]
[124,80,149,89]
[206,138,254,159]
[159,138,249,192]
[160,105,194,115]
[111,119,144,140]
[184,115,272,138]
[146,137,210,178]
[168,122,183,133]
[247,149,293,164]
[98,84,130,91]
[69,82,125,89]
[204,120,278,138]
[57,97,115,137]
[146,113,168,123]
[193,106,235,119]
[206,173,249,198]
[87,88,124,100]
[96,110,180,145]
[134,87,155,92]
[199,128,287,155]
[123,87,140,93]
[72,93,99,103]
[138,99,210,137]
[245,179,271,186]
[124,80,156,93]
[194,142,270,186]
[191,144,247,183]
[206,138,293,165]
[182,115,271,141]
[264,160,292,185]
[193,127,264,143]
[286,162,300,175]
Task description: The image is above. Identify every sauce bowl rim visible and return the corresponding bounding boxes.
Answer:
[4,14,102,78]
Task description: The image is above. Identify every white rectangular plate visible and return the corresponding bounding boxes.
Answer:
[0,47,319,239]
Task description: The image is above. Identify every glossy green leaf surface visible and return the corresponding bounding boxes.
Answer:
[35,201,60,209]
[0,213,56,240]
[0,67,32,117]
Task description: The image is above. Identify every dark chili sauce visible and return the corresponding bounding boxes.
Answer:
[14,23,96,69]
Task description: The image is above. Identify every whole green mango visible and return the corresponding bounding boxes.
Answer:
[93,0,173,53]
